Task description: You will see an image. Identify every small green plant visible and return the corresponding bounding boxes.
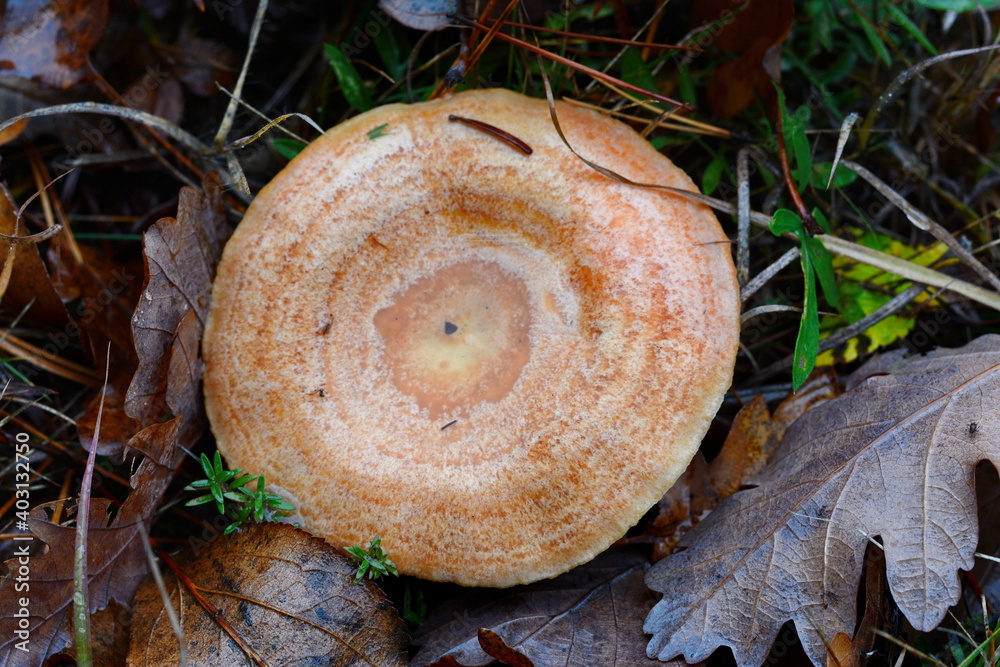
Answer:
[344,534,398,584]
[184,451,296,535]
[402,583,428,626]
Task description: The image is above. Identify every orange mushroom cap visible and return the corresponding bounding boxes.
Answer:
[203,88,739,587]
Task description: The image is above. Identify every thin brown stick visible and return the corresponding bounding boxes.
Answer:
[0,458,53,517]
[0,224,62,246]
[454,15,691,110]
[157,548,272,667]
[50,468,75,525]
[562,98,728,137]
[774,104,821,235]
[9,417,133,488]
[139,527,188,663]
[479,18,701,52]
[26,147,82,262]
[0,332,99,385]
[427,0,511,100]
[90,69,204,182]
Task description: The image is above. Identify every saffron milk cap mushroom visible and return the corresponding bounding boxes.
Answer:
[202,88,739,587]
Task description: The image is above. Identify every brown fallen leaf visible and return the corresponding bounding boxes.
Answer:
[0,184,70,328]
[967,467,1000,610]
[0,173,221,665]
[0,452,178,666]
[689,0,795,119]
[0,118,27,146]
[645,335,1000,667]
[826,548,886,667]
[639,373,838,560]
[126,523,409,666]
[76,379,141,457]
[477,629,534,667]
[0,0,109,89]
[173,32,239,97]
[46,236,138,371]
[52,599,131,667]
[125,171,227,427]
[412,548,672,667]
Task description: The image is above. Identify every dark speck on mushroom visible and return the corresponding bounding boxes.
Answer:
[444,321,458,335]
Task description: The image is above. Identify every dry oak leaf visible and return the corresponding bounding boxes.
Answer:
[125,170,227,427]
[640,373,839,560]
[412,548,671,667]
[0,184,69,328]
[0,177,214,666]
[126,522,408,666]
[689,0,794,119]
[0,0,109,89]
[0,451,177,667]
[645,335,1000,667]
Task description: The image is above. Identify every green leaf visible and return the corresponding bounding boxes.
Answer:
[812,162,859,190]
[804,237,840,311]
[770,209,827,387]
[885,4,938,55]
[372,22,406,80]
[774,85,812,193]
[198,453,214,478]
[855,12,891,66]
[185,494,217,507]
[268,498,297,512]
[212,451,225,475]
[805,209,840,310]
[354,560,370,583]
[402,585,427,626]
[911,0,1000,10]
[620,50,659,104]
[793,250,820,391]
[324,43,373,112]
[272,138,306,160]
[677,65,696,108]
[702,154,727,196]
[228,473,256,489]
[648,136,669,151]
[367,123,390,140]
[770,208,803,237]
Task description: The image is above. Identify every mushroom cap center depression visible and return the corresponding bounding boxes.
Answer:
[373,260,531,418]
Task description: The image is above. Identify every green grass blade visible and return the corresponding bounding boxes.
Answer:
[793,249,820,391]
[273,138,306,159]
[855,13,892,65]
[885,4,938,55]
[325,43,373,112]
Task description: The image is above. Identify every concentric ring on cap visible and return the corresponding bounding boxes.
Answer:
[202,88,740,587]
